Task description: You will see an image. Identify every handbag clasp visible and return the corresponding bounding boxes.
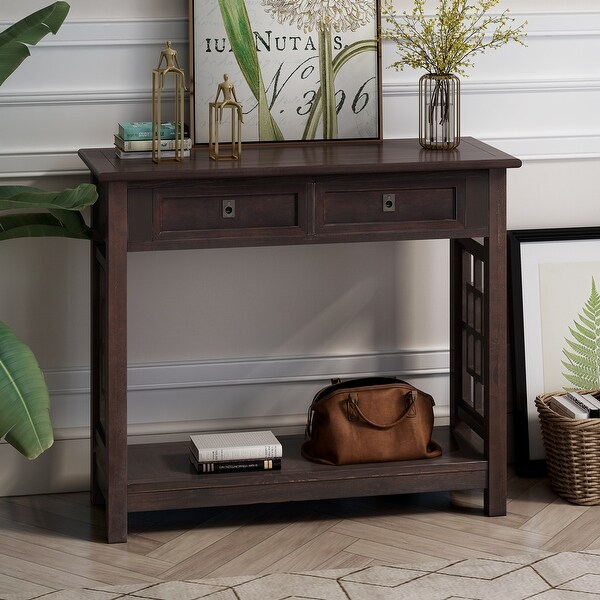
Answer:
[347,392,359,421]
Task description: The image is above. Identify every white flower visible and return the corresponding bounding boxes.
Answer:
[261,0,374,33]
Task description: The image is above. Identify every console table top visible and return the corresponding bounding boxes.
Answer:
[79,137,522,182]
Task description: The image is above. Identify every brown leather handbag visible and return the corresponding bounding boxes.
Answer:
[301,377,442,465]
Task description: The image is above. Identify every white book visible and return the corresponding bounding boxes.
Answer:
[115,148,191,160]
[581,393,600,411]
[190,430,282,462]
[549,395,589,419]
[566,392,600,417]
[114,135,192,152]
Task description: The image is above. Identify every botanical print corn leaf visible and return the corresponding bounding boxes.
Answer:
[562,277,600,390]
[196,0,379,143]
[217,0,284,141]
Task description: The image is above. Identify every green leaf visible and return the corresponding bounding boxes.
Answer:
[0,212,90,241]
[317,29,337,139]
[0,3,95,462]
[0,322,53,459]
[303,39,377,141]
[48,208,90,236]
[562,277,600,389]
[567,326,595,350]
[564,339,593,358]
[0,185,96,241]
[0,2,70,86]
[0,184,97,212]
[217,0,283,141]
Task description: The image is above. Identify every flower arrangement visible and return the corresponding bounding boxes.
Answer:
[380,0,527,76]
[381,0,526,149]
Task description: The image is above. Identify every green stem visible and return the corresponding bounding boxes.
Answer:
[217,0,283,141]
[318,28,337,139]
[303,39,376,141]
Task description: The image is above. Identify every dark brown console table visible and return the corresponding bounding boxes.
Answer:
[79,138,521,543]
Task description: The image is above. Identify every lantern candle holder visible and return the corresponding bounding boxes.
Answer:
[152,41,186,163]
[209,74,243,161]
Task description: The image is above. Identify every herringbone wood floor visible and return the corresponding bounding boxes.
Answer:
[1,471,599,597]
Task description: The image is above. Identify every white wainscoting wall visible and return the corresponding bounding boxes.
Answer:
[0,1,599,496]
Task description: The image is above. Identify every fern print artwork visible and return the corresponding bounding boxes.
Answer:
[561,277,600,390]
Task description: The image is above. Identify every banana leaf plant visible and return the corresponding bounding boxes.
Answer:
[0,2,98,459]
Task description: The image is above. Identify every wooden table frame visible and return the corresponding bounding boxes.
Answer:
[79,138,521,543]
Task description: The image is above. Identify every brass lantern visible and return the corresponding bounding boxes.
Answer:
[209,74,243,161]
[152,41,186,163]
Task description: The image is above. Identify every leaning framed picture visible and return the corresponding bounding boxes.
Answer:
[509,227,600,475]
[189,0,381,145]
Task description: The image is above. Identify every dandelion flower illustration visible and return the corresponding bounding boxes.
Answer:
[262,0,375,138]
[262,0,374,33]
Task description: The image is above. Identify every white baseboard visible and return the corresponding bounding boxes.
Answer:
[45,349,450,434]
[0,438,90,498]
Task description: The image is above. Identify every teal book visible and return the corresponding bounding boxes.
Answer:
[118,121,187,141]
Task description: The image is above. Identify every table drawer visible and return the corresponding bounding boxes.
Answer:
[128,180,309,249]
[315,172,488,238]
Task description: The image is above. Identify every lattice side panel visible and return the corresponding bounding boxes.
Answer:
[456,239,487,433]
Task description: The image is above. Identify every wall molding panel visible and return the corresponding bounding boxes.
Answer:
[0,90,153,107]
[0,17,189,46]
[1,11,598,178]
[44,349,450,433]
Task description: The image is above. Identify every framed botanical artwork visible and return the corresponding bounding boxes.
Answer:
[189,0,381,145]
[509,227,600,475]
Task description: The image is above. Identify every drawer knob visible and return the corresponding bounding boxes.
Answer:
[222,199,236,218]
[383,194,396,212]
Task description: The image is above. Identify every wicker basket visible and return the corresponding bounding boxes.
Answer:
[536,391,600,505]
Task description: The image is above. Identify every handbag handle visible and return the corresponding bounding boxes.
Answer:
[347,390,416,429]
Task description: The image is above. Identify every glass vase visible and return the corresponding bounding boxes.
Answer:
[419,73,460,150]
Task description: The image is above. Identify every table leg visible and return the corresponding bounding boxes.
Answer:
[90,181,129,542]
[483,168,508,517]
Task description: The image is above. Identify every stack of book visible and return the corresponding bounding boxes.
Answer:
[549,391,600,419]
[189,430,283,474]
[115,121,191,159]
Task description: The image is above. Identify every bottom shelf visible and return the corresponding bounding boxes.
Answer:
[126,426,488,513]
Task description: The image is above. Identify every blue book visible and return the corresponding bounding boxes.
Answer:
[118,121,187,141]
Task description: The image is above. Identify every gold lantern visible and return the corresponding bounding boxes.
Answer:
[152,41,186,163]
[209,74,243,161]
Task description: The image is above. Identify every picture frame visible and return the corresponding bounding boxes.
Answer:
[189,0,382,146]
[508,227,600,475]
